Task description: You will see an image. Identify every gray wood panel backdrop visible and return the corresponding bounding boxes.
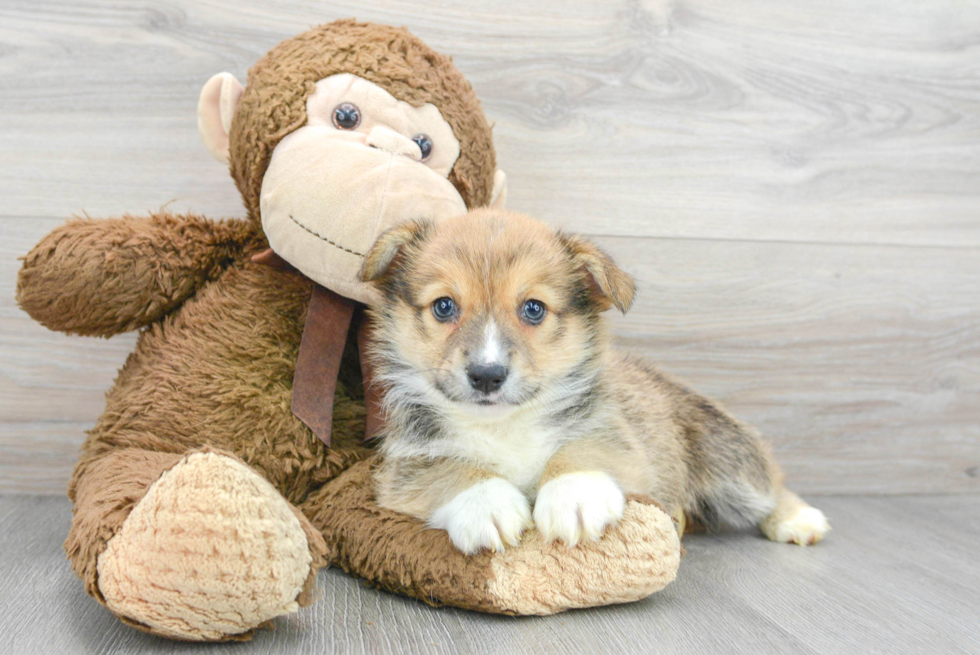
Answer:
[1,0,977,495]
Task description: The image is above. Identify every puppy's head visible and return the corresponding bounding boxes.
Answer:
[361,208,635,413]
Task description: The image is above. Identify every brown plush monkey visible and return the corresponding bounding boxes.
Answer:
[16,20,680,641]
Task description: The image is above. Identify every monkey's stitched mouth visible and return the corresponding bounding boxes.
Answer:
[287,214,365,257]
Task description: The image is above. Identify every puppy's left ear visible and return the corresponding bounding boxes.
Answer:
[560,234,636,314]
[360,219,432,282]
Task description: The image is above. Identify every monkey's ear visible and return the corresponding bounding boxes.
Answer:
[559,233,636,314]
[490,170,508,209]
[360,220,432,282]
[197,72,245,164]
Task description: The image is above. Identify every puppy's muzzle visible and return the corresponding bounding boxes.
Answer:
[466,363,508,394]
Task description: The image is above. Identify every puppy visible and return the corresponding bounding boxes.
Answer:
[359,208,829,554]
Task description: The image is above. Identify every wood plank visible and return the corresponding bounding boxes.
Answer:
[0,0,978,246]
[4,215,977,495]
[0,423,86,496]
[599,234,980,495]
[1,494,977,653]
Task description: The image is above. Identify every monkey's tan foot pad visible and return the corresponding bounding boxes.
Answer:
[96,452,315,641]
[488,496,681,613]
[309,457,682,615]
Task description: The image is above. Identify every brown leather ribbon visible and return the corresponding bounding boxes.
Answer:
[358,316,385,440]
[252,248,381,447]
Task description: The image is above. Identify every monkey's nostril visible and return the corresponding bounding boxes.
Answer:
[466,364,508,394]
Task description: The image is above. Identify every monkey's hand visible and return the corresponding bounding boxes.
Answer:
[17,211,255,337]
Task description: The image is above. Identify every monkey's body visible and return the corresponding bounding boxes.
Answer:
[57,217,367,506]
[22,215,366,627]
[16,21,682,641]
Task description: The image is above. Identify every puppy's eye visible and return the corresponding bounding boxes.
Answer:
[412,134,433,161]
[332,103,361,130]
[432,297,457,321]
[522,299,546,325]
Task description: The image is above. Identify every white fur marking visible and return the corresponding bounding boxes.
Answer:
[533,472,626,547]
[430,478,531,554]
[769,506,830,546]
[481,320,503,365]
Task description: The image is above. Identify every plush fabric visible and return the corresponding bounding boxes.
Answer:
[305,74,462,177]
[230,19,497,220]
[20,212,370,640]
[17,212,254,337]
[97,452,317,641]
[15,20,681,641]
[257,72,467,301]
[259,123,466,303]
[197,72,244,163]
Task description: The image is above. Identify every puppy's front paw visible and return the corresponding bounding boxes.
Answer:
[763,506,830,546]
[430,478,531,554]
[533,471,626,547]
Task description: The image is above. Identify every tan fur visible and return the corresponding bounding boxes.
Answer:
[374,457,496,518]
[558,233,636,314]
[363,209,829,550]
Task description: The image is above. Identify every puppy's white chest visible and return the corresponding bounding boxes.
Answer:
[449,413,559,493]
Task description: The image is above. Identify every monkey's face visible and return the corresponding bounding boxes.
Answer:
[199,23,506,304]
[258,74,468,303]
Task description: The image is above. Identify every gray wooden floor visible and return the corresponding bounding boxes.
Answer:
[1,494,977,654]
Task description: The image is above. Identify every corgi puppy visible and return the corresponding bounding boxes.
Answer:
[359,208,829,554]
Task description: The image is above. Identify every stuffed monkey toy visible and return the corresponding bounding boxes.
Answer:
[16,20,680,641]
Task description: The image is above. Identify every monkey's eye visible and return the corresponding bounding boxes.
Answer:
[432,297,457,322]
[522,300,546,325]
[412,134,433,161]
[332,103,361,130]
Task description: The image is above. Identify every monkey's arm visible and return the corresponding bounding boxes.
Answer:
[17,212,256,337]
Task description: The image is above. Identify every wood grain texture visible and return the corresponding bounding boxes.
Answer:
[1,0,978,494]
[2,0,979,245]
[2,494,978,654]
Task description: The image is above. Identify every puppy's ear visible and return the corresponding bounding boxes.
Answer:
[360,219,432,282]
[559,233,636,314]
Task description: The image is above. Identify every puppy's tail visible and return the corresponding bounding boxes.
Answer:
[692,481,777,532]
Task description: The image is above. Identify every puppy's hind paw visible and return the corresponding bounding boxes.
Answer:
[533,471,626,547]
[763,506,830,546]
[430,478,532,555]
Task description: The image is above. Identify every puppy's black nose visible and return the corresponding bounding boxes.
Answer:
[467,363,508,394]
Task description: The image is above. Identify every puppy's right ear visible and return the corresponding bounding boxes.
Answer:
[559,233,636,314]
[360,219,432,282]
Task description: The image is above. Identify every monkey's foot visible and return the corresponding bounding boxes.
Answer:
[96,452,318,641]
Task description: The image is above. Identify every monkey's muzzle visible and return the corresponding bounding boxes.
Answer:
[260,126,467,304]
